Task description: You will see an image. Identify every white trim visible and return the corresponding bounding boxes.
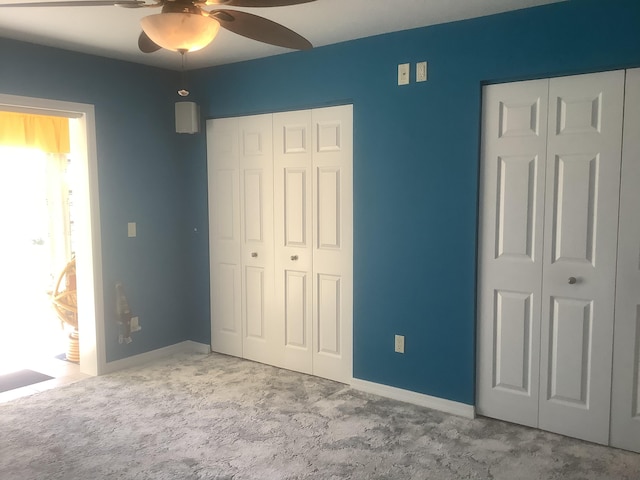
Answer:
[0,104,83,118]
[0,94,104,378]
[350,378,475,419]
[101,341,211,374]
[184,340,212,354]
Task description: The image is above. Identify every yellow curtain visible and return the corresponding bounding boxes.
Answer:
[0,111,70,154]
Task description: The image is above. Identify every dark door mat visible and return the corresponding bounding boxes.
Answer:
[0,370,54,393]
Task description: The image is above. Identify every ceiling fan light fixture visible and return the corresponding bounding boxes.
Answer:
[140,13,220,52]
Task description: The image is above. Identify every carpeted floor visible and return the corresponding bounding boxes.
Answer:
[0,352,638,480]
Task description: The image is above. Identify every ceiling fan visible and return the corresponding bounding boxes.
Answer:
[0,0,316,54]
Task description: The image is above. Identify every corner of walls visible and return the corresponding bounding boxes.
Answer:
[0,37,196,363]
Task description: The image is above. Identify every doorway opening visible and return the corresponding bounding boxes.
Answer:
[0,95,105,392]
[0,146,75,373]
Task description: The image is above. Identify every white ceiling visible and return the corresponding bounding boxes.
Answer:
[0,0,563,71]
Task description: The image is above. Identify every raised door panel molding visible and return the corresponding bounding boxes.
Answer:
[498,98,541,138]
[242,169,265,244]
[547,297,592,407]
[284,168,308,247]
[316,121,342,152]
[317,166,341,250]
[285,270,308,349]
[317,274,341,356]
[555,94,602,136]
[216,263,240,335]
[283,124,309,154]
[492,290,533,395]
[550,154,598,265]
[495,155,539,261]
[244,266,266,340]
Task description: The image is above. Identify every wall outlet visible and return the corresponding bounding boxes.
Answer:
[131,316,141,332]
[398,63,410,85]
[416,61,428,82]
[394,334,405,353]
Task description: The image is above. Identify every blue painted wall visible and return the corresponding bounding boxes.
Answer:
[187,0,640,404]
[0,39,188,362]
[1,0,639,404]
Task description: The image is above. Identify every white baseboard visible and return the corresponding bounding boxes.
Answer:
[184,340,212,354]
[100,340,211,375]
[350,378,475,419]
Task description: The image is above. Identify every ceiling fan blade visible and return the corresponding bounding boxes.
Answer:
[138,31,161,53]
[210,9,312,50]
[0,0,144,6]
[207,0,315,6]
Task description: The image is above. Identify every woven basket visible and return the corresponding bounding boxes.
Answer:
[52,257,78,330]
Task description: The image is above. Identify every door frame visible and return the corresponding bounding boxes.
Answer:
[0,93,105,376]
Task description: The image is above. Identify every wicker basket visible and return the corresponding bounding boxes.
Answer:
[51,257,79,362]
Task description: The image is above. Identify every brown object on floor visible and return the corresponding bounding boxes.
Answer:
[52,257,79,363]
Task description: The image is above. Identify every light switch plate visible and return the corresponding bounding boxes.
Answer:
[416,61,428,82]
[398,63,410,85]
[128,222,136,238]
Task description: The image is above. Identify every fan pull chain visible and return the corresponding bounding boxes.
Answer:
[178,49,189,97]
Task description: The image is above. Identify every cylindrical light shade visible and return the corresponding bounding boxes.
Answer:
[141,13,220,52]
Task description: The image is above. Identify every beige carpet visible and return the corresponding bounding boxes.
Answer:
[0,352,638,480]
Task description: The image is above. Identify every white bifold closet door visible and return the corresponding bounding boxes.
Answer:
[208,114,275,364]
[208,116,242,358]
[208,105,353,385]
[238,114,276,365]
[611,68,640,453]
[273,110,314,375]
[272,106,353,382]
[477,70,626,446]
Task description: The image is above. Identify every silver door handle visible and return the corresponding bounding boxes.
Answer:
[251,252,258,258]
[290,255,299,261]
[568,276,577,284]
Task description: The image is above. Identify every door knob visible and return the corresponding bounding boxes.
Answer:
[251,252,258,258]
[290,255,299,261]
[568,276,577,284]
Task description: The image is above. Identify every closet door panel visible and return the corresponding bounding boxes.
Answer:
[539,70,625,445]
[208,118,243,357]
[312,105,353,384]
[239,114,275,365]
[210,107,353,384]
[274,110,313,373]
[611,68,640,453]
[476,79,549,427]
